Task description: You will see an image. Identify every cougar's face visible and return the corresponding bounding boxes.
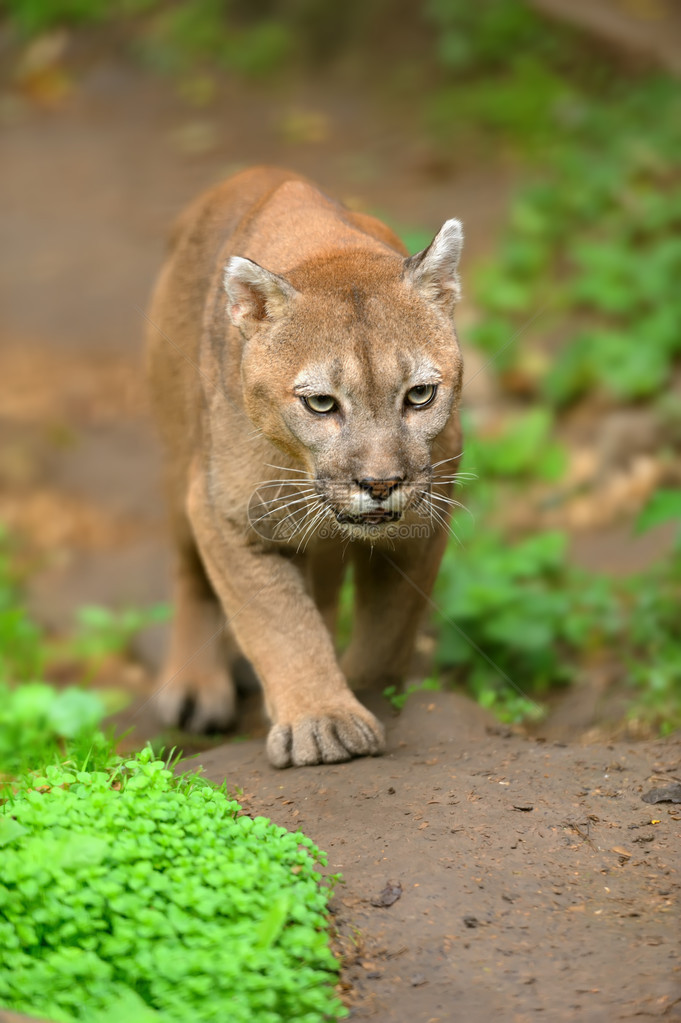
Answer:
[287,354,460,534]
[242,283,463,540]
[226,222,464,541]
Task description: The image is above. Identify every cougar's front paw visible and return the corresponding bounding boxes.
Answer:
[266,705,385,769]
[153,671,236,734]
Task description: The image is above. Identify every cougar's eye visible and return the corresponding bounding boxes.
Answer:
[405,384,437,408]
[303,394,338,414]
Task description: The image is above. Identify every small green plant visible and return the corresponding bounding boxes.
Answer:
[67,602,171,668]
[0,529,45,684]
[424,0,578,80]
[636,489,681,542]
[626,576,681,737]
[626,492,681,735]
[383,676,441,711]
[0,682,107,778]
[137,1,292,78]
[0,528,173,774]
[0,530,169,677]
[463,408,566,482]
[5,0,294,78]
[0,748,346,1023]
[436,486,681,730]
[437,524,607,719]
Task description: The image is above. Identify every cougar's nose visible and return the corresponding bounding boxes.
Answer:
[356,477,403,501]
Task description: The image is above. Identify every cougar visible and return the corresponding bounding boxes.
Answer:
[146,166,463,767]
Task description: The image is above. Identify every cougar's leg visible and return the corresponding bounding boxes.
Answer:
[306,540,348,638]
[153,524,238,734]
[340,525,449,691]
[187,469,384,768]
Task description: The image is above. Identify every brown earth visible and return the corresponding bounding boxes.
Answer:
[1,23,681,1023]
[192,691,681,1022]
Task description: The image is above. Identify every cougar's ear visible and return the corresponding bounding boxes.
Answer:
[224,257,299,336]
[403,219,463,313]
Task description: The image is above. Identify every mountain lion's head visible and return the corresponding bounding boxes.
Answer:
[224,221,463,540]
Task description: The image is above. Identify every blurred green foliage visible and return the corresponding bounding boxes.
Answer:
[5,0,111,35]
[469,77,681,404]
[69,603,170,670]
[4,0,382,76]
[465,408,566,482]
[0,533,45,683]
[0,682,107,778]
[136,2,293,78]
[416,4,681,730]
[434,476,681,731]
[424,0,576,75]
[0,530,169,775]
[4,0,293,76]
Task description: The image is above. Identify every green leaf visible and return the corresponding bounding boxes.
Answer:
[475,408,562,478]
[549,329,670,402]
[591,331,670,399]
[89,988,163,1022]
[255,895,291,949]
[0,817,28,847]
[636,490,681,534]
[47,689,105,739]
[542,333,592,405]
[4,682,56,722]
[475,265,534,314]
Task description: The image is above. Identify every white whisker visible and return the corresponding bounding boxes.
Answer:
[296,502,328,553]
[420,495,464,546]
[265,463,311,476]
[430,453,465,469]
[428,490,474,520]
[284,495,318,534]
[256,480,316,490]
[430,497,473,521]
[278,494,318,524]
[272,501,315,539]
[428,491,465,508]
[255,486,317,501]
[293,508,320,552]
[250,493,317,528]
[431,472,478,484]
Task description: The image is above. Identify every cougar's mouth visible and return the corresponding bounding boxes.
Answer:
[335,509,403,526]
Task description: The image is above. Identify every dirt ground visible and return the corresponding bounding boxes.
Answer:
[1,28,681,1023]
[192,691,681,1022]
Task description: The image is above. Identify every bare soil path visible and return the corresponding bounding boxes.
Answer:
[192,692,681,1022]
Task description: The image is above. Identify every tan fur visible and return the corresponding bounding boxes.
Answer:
[146,166,464,767]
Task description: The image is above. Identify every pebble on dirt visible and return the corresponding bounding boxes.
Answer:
[370,881,403,907]
[641,783,681,803]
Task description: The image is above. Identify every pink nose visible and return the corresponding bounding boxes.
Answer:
[356,477,403,501]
